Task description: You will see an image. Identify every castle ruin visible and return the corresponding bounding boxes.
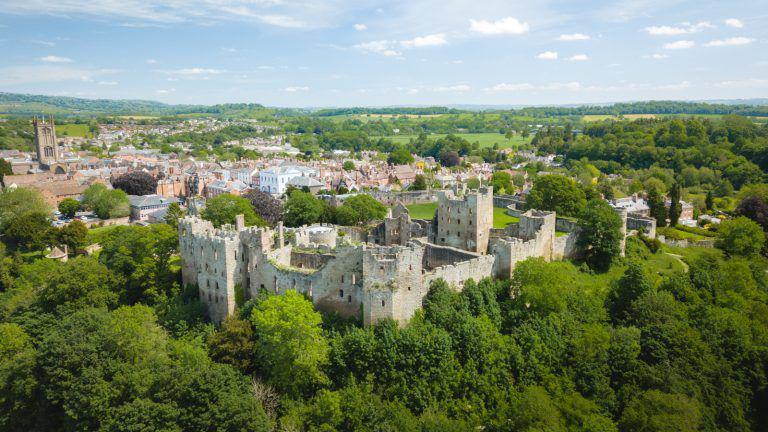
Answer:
[180,186,654,325]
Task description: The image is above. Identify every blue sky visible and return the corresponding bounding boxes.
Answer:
[0,0,766,107]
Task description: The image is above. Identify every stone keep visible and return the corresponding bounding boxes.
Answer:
[433,186,494,253]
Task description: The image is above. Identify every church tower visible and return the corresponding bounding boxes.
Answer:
[33,115,59,166]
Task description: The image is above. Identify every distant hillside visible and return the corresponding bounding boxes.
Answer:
[0,93,273,118]
[2,92,767,118]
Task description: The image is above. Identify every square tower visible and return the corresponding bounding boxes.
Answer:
[433,186,493,253]
[33,115,59,166]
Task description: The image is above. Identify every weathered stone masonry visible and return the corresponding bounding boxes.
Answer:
[180,186,647,325]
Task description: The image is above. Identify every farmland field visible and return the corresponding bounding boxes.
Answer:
[56,123,93,137]
[582,114,658,122]
[377,132,530,149]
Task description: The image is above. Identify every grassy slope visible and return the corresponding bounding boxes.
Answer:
[56,124,92,138]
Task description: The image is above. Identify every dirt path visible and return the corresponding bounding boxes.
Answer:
[665,252,689,272]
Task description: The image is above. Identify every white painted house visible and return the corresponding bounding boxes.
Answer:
[259,166,302,194]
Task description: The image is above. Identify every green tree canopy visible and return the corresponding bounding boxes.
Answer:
[577,199,623,271]
[250,291,329,396]
[715,216,766,257]
[526,174,587,217]
[284,190,328,227]
[201,193,265,228]
[57,198,80,219]
[334,194,387,226]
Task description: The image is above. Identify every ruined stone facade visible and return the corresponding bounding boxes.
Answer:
[180,186,645,326]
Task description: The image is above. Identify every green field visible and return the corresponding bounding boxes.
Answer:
[378,133,530,149]
[405,203,520,229]
[56,123,93,138]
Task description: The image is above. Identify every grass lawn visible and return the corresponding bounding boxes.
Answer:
[56,124,93,138]
[376,133,531,149]
[87,224,123,244]
[656,226,710,241]
[404,203,520,229]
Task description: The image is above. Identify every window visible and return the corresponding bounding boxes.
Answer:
[339,289,344,298]
[381,300,385,307]
[341,274,344,283]
[347,295,352,303]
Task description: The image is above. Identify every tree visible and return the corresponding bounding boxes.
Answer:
[0,187,50,232]
[3,211,53,251]
[0,323,37,430]
[619,390,702,432]
[411,174,427,191]
[37,256,120,312]
[163,202,185,230]
[58,198,80,218]
[284,190,327,227]
[577,199,623,271]
[387,147,414,165]
[342,160,355,171]
[334,194,387,226]
[111,171,158,196]
[99,224,179,304]
[736,195,768,231]
[668,182,682,226]
[243,189,283,226]
[250,291,329,396]
[647,188,668,227]
[0,158,12,188]
[439,151,460,167]
[490,171,513,195]
[705,190,714,211]
[208,316,256,375]
[715,216,765,257]
[82,184,130,219]
[526,175,587,217]
[201,194,265,228]
[606,262,652,323]
[57,220,88,252]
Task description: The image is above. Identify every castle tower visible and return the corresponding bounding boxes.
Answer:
[33,115,59,166]
[433,186,494,253]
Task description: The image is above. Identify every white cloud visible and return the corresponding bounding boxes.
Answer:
[663,40,695,50]
[450,60,463,64]
[716,78,768,88]
[256,65,274,70]
[485,83,535,92]
[353,23,367,31]
[157,88,176,94]
[30,39,56,47]
[536,51,558,60]
[40,55,73,63]
[353,40,401,57]
[568,54,589,61]
[704,37,754,47]
[1,0,340,30]
[644,21,713,36]
[0,65,118,85]
[256,14,306,28]
[283,86,309,92]
[724,18,744,28]
[433,84,471,93]
[469,17,529,35]
[557,33,590,41]
[400,33,447,48]
[656,81,691,90]
[146,59,157,64]
[166,68,226,75]
[643,53,669,59]
[540,82,581,91]
[97,81,119,85]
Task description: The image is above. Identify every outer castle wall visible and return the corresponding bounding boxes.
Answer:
[180,188,641,326]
